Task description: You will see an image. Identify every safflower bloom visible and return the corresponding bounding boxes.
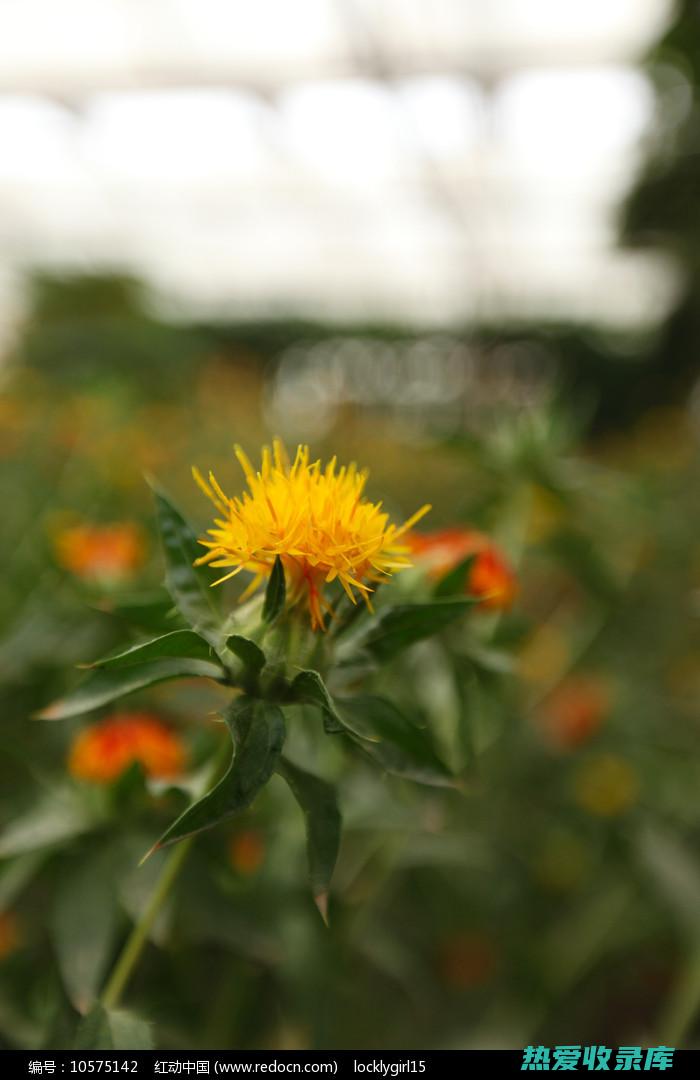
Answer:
[193,440,430,630]
[53,522,145,583]
[408,526,517,610]
[68,712,186,784]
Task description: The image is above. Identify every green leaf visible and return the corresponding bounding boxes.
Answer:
[150,697,285,851]
[37,657,226,720]
[262,555,286,624]
[0,788,93,857]
[288,669,344,733]
[546,529,618,602]
[0,852,46,908]
[152,485,222,644]
[276,757,341,921]
[339,695,454,787]
[226,634,266,677]
[75,1004,153,1050]
[51,851,120,1013]
[90,629,215,670]
[637,825,700,934]
[353,599,476,663]
[96,589,180,633]
[434,554,477,598]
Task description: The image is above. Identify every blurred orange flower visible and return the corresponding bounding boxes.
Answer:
[408,526,517,610]
[229,829,266,876]
[536,675,610,751]
[53,522,145,584]
[0,912,21,961]
[68,712,186,784]
[573,754,639,818]
[437,932,498,989]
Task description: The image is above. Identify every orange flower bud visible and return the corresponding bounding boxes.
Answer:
[408,527,517,610]
[68,712,186,784]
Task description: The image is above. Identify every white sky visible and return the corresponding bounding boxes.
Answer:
[0,0,681,336]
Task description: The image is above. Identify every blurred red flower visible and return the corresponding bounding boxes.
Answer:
[536,675,610,751]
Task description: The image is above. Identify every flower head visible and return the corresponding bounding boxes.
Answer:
[53,521,145,584]
[68,712,186,784]
[407,526,517,610]
[193,440,430,630]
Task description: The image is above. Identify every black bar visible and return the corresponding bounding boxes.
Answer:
[2,1048,700,1075]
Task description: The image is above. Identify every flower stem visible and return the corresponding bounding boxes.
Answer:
[657,937,700,1047]
[100,835,193,1010]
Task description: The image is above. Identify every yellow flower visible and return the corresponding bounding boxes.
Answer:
[193,440,430,630]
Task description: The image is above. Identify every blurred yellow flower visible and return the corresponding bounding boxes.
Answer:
[0,911,20,961]
[193,440,430,630]
[68,712,186,784]
[53,521,145,584]
[229,829,266,876]
[573,754,639,818]
[517,625,571,685]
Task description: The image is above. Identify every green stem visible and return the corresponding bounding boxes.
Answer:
[657,938,700,1047]
[99,733,232,1011]
[100,836,193,1010]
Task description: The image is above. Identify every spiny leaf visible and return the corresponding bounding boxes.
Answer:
[434,554,477,598]
[226,634,266,676]
[51,851,120,1014]
[75,1004,153,1050]
[288,669,344,733]
[0,787,93,857]
[148,697,285,852]
[339,695,454,787]
[36,657,225,720]
[262,555,286,624]
[96,589,180,633]
[89,629,214,670]
[151,484,222,644]
[354,599,477,663]
[276,756,341,919]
